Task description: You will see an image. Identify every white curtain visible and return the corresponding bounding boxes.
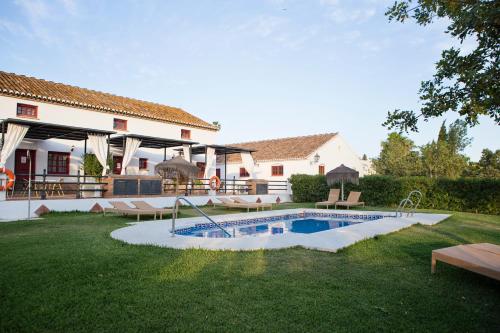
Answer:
[203,146,216,179]
[87,134,109,176]
[241,152,255,178]
[0,124,29,168]
[120,137,142,175]
[182,144,191,162]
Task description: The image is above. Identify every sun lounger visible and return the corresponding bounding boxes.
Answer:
[104,201,157,222]
[231,197,273,211]
[315,188,340,209]
[431,243,500,281]
[335,191,365,209]
[131,201,173,219]
[216,197,261,212]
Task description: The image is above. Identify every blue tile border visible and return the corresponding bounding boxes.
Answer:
[175,211,388,235]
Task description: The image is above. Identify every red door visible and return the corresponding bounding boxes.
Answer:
[113,156,123,174]
[196,162,206,179]
[15,149,36,181]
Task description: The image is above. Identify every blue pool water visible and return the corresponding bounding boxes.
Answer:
[178,218,360,238]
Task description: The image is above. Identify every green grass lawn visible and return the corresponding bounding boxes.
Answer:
[0,204,499,332]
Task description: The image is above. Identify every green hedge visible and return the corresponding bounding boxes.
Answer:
[290,174,500,215]
[289,174,330,203]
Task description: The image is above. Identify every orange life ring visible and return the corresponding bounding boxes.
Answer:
[0,167,15,191]
[209,175,221,191]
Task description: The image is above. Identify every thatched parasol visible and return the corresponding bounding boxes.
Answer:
[326,164,359,201]
[154,156,199,180]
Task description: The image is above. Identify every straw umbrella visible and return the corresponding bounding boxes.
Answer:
[326,164,359,201]
[155,156,199,195]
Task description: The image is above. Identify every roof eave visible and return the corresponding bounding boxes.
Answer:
[0,90,219,132]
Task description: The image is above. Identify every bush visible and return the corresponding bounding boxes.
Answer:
[290,174,500,214]
[81,154,114,177]
[343,175,500,215]
[289,174,329,202]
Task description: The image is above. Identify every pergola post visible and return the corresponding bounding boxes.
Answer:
[122,136,127,174]
[0,121,5,152]
[224,150,227,194]
[204,146,208,185]
[163,147,167,161]
[83,138,87,181]
[204,146,208,167]
[106,134,111,175]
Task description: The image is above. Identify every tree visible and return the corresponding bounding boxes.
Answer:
[212,121,222,130]
[465,149,500,177]
[383,0,500,132]
[437,120,447,143]
[373,132,422,176]
[420,140,467,178]
[420,119,470,177]
[447,119,473,154]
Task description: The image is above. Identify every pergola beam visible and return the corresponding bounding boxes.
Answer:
[0,118,115,142]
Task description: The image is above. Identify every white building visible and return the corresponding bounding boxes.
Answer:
[0,70,219,185]
[0,71,373,205]
[217,133,373,183]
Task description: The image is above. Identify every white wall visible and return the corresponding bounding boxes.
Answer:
[217,134,369,185]
[0,194,292,221]
[0,95,218,176]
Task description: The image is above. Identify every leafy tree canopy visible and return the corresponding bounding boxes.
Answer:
[373,132,422,176]
[464,148,500,177]
[383,0,500,132]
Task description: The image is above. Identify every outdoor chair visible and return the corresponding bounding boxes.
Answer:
[335,191,365,209]
[131,201,173,219]
[231,197,273,211]
[315,188,340,209]
[432,243,500,281]
[216,197,261,212]
[50,178,64,197]
[104,201,157,222]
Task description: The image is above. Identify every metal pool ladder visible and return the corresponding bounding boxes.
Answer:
[395,190,422,217]
[171,196,232,238]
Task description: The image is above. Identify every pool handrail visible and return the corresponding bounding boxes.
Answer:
[396,190,422,217]
[171,196,232,238]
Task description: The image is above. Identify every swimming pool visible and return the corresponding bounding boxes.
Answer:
[175,212,384,238]
[110,209,450,252]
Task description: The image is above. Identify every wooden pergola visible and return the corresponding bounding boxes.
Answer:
[188,144,255,192]
[109,134,198,162]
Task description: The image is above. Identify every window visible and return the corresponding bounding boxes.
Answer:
[181,129,191,140]
[319,165,325,175]
[139,158,148,170]
[240,168,250,177]
[47,152,70,175]
[271,165,284,176]
[113,118,127,131]
[216,168,221,178]
[17,103,38,118]
[113,156,123,174]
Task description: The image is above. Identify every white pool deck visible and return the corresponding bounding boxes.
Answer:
[110,209,451,252]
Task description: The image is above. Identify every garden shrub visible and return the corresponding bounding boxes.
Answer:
[289,174,329,203]
[291,174,500,214]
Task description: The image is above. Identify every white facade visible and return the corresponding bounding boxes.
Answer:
[0,95,218,177]
[218,135,372,182]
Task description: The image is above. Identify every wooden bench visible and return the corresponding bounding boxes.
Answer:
[431,243,500,281]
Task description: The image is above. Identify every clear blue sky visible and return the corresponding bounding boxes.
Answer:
[0,0,497,160]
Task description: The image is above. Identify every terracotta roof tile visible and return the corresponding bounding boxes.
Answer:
[218,133,337,163]
[0,71,218,131]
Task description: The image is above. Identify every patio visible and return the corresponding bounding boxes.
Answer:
[0,119,288,201]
